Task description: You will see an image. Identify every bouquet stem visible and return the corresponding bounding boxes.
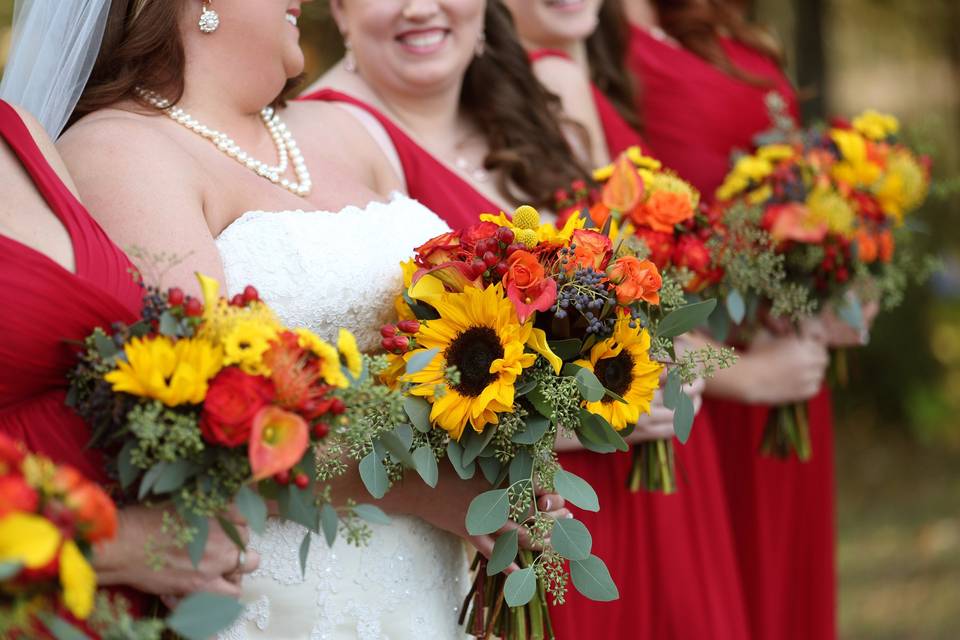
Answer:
[831,348,849,388]
[628,440,676,493]
[760,402,812,461]
[460,551,554,639]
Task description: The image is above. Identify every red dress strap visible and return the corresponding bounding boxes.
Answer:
[300,88,499,230]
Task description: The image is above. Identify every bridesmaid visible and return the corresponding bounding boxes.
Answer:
[622,1,836,638]
[502,2,752,638]
[0,100,259,611]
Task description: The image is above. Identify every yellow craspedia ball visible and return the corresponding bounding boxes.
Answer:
[516,228,538,248]
[513,205,541,230]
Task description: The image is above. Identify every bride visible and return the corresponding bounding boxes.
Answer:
[4,0,570,637]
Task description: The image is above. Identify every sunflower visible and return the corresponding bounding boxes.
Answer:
[105,336,223,406]
[403,284,539,440]
[574,318,662,430]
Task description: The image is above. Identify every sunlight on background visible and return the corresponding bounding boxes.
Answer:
[1,1,958,638]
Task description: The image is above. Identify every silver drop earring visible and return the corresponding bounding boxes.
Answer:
[344,40,358,73]
[198,1,220,34]
[475,31,486,58]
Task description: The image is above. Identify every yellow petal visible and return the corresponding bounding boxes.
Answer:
[526,329,562,374]
[59,540,96,620]
[338,329,363,378]
[196,272,221,314]
[0,513,62,569]
[408,273,446,304]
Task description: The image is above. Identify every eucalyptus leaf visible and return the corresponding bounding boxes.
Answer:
[570,555,619,602]
[165,592,244,640]
[837,292,864,330]
[554,469,599,512]
[404,396,433,433]
[486,528,519,576]
[279,484,320,532]
[725,289,746,325]
[299,531,311,578]
[353,504,392,525]
[380,432,415,467]
[547,338,583,361]
[478,456,502,485]
[673,391,695,444]
[662,369,682,410]
[465,489,510,535]
[216,516,246,550]
[446,440,476,480]
[573,367,605,402]
[320,503,339,547]
[525,386,553,419]
[394,423,414,450]
[117,440,138,490]
[185,513,209,569]
[552,517,593,561]
[514,378,538,397]
[359,451,389,499]
[656,299,717,339]
[405,347,440,375]
[461,425,497,466]
[511,415,550,445]
[412,445,439,488]
[39,614,88,640]
[152,460,196,494]
[93,331,118,359]
[158,310,182,338]
[503,567,537,607]
[707,304,731,343]
[235,486,267,535]
[508,449,533,486]
[0,561,21,581]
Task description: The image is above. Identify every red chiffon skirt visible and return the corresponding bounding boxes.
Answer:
[549,412,750,638]
[704,388,836,640]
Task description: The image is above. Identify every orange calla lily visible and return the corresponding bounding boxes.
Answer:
[249,406,310,481]
[602,154,644,215]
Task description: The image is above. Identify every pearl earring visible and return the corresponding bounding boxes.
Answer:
[198,1,220,34]
[344,40,358,73]
[475,31,486,58]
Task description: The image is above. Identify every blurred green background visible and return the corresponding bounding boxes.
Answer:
[2,1,958,637]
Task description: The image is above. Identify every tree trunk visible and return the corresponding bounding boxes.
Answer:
[791,0,827,122]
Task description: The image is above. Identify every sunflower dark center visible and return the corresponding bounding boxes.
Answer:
[445,326,504,398]
[594,352,634,403]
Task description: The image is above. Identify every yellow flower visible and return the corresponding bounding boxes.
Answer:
[512,205,541,230]
[875,148,929,223]
[338,329,363,379]
[222,320,278,377]
[59,539,95,619]
[574,318,662,430]
[106,336,223,406]
[626,146,662,170]
[757,144,796,162]
[295,328,348,388]
[716,173,750,201]
[480,206,584,246]
[853,110,899,141]
[830,128,882,187]
[403,284,538,440]
[593,163,614,182]
[193,273,283,345]
[649,172,701,210]
[0,512,61,569]
[733,154,774,182]
[806,187,856,237]
[747,184,774,205]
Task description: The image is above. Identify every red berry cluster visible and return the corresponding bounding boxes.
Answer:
[380,319,421,354]
[166,286,204,318]
[814,239,853,290]
[229,285,261,308]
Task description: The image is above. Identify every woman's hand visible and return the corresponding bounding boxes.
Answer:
[820,299,880,347]
[94,505,260,598]
[704,329,829,405]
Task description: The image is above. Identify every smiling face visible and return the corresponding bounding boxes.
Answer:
[331,0,486,96]
[502,0,601,50]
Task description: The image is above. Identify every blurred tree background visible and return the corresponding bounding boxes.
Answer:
[1,1,958,637]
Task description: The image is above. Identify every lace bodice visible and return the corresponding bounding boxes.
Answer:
[215,194,469,639]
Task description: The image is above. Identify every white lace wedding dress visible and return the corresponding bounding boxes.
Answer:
[215,193,470,640]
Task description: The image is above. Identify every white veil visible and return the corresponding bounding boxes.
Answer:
[0,0,111,138]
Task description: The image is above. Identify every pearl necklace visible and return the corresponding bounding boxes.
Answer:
[137,88,312,197]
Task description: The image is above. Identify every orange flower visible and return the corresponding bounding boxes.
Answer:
[53,466,118,542]
[0,475,39,518]
[855,229,879,263]
[249,406,309,481]
[588,202,612,229]
[635,191,695,233]
[502,250,557,324]
[764,202,828,244]
[878,229,894,263]
[567,229,612,273]
[608,257,662,305]
[601,154,643,213]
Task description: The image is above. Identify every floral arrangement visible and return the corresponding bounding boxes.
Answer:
[715,105,934,458]
[377,205,726,638]
[67,272,403,587]
[555,148,745,492]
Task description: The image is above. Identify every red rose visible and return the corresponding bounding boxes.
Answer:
[672,235,712,275]
[634,228,675,267]
[201,368,276,447]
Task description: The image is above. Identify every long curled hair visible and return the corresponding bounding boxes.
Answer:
[463,1,592,208]
[586,0,641,131]
[652,0,784,84]
[70,0,299,126]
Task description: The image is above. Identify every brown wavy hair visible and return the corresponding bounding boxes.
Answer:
[69,0,300,127]
[463,1,592,208]
[586,0,641,131]
[652,0,784,84]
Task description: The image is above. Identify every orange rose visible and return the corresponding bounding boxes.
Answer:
[636,191,695,233]
[567,230,612,273]
[414,230,463,268]
[503,251,557,323]
[855,229,879,263]
[878,229,894,263]
[608,257,662,305]
[68,481,118,542]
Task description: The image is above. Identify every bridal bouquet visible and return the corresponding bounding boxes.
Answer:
[556,148,743,492]
[68,273,395,580]
[378,206,722,638]
[715,106,934,458]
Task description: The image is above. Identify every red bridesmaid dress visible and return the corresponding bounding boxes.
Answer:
[301,88,500,226]
[528,48,751,640]
[628,26,837,640]
[0,101,146,619]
